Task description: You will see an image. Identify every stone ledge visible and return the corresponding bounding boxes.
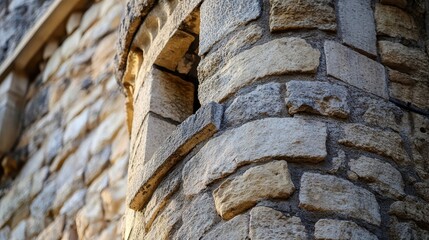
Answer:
[127,102,223,210]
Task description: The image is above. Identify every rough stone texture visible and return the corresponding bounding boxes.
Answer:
[389,217,429,240]
[389,197,429,224]
[250,206,307,240]
[269,0,336,32]
[175,193,218,239]
[155,30,195,71]
[362,98,402,132]
[349,156,405,199]
[63,109,89,144]
[380,0,407,8]
[213,161,295,220]
[375,3,419,41]
[24,87,50,127]
[145,197,183,240]
[133,67,194,124]
[314,219,378,240]
[299,173,381,225]
[224,82,284,125]
[338,0,377,55]
[325,41,387,99]
[202,214,249,240]
[199,37,320,104]
[339,124,408,164]
[183,118,327,196]
[199,0,261,55]
[285,80,350,118]
[128,102,223,210]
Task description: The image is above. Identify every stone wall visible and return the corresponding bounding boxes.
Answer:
[119,0,429,239]
[0,0,55,64]
[0,0,128,239]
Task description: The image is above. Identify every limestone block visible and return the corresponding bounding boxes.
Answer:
[250,206,307,239]
[85,147,111,185]
[224,82,284,125]
[35,215,65,240]
[24,87,50,127]
[175,193,218,239]
[199,37,320,105]
[76,197,105,239]
[414,181,429,202]
[269,0,336,32]
[299,173,381,225]
[30,180,57,218]
[363,98,402,132]
[44,129,63,162]
[198,24,263,81]
[128,103,222,210]
[61,29,82,59]
[389,197,429,224]
[0,98,22,153]
[63,109,89,143]
[349,156,405,199]
[155,30,195,71]
[133,68,194,125]
[375,3,419,41]
[80,2,101,32]
[339,124,408,164]
[89,111,125,155]
[315,219,377,240]
[26,217,45,239]
[52,171,84,214]
[66,12,82,34]
[143,168,181,231]
[199,0,261,54]
[325,41,387,99]
[338,0,377,56]
[30,166,48,198]
[213,161,295,220]
[101,178,127,220]
[202,214,249,240]
[42,40,59,60]
[389,81,429,111]
[10,221,26,240]
[183,118,327,196]
[0,227,10,240]
[0,177,31,228]
[59,189,87,217]
[389,217,429,240]
[145,198,183,240]
[286,80,350,118]
[0,72,28,97]
[380,0,407,8]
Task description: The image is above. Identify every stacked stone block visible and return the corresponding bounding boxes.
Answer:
[119,0,429,239]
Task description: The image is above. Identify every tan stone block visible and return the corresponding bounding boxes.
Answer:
[270,0,336,32]
[89,111,125,156]
[199,37,320,104]
[42,40,59,60]
[213,161,295,220]
[66,12,82,34]
[250,206,307,239]
[202,214,249,240]
[63,109,89,143]
[339,124,409,164]
[154,30,195,71]
[145,197,182,239]
[61,29,82,59]
[183,118,327,196]
[299,173,381,225]
[101,178,126,220]
[35,215,64,240]
[375,3,419,41]
[80,2,101,32]
[43,49,62,82]
[349,156,405,199]
[315,219,377,240]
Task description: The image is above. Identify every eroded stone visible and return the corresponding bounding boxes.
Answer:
[299,173,381,225]
[315,219,377,240]
[213,161,295,220]
[375,3,419,41]
[202,214,249,240]
[183,118,327,196]
[389,197,429,224]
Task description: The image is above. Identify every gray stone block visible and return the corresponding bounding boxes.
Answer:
[338,0,377,56]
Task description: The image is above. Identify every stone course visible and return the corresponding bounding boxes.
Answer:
[314,219,377,240]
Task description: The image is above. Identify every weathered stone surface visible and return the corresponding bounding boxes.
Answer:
[198,24,263,81]
[133,68,194,124]
[43,49,62,82]
[10,221,26,240]
[389,197,429,224]
[410,113,429,180]
[339,124,408,164]
[375,3,419,41]
[389,80,429,111]
[325,41,387,99]
[299,173,381,225]
[0,227,10,240]
[63,109,89,143]
[45,129,63,162]
[59,189,87,217]
[380,0,407,8]
[30,166,48,198]
[145,197,183,240]
[175,193,218,239]
[414,181,429,202]
[24,87,50,126]
[90,112,125,155]
[363,97,402,132]
[286,80,350,118]
[30,180,57,218]
[183,118,327,196]
[35,215,65,240]
[338,0,377,55]
[269,0,336,32]
[61,29,82,59]
[101,178,126,220]
[85,147,111,185]
[214,161,295,220]
[76,196,105,239]
[143,168,181,231]
[52,171,84,214]
[250,206,307,240]
[224,82,283,125]
[389,217,429,240]
[0,177,31,228]
[349,156,405,199]
[80,2,100,32]
[200,37,320,104]
[154,30,195,71]
[128,102,223,210]
[315,219,377,240]
[200,0,261,54]
[43,40,59,60]
[66,12,82,34]
[202,214,249,240]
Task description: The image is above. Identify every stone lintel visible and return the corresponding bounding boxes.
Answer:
[127,102,223,210]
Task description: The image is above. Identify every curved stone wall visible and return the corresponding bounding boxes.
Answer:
[120,0,429,239]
